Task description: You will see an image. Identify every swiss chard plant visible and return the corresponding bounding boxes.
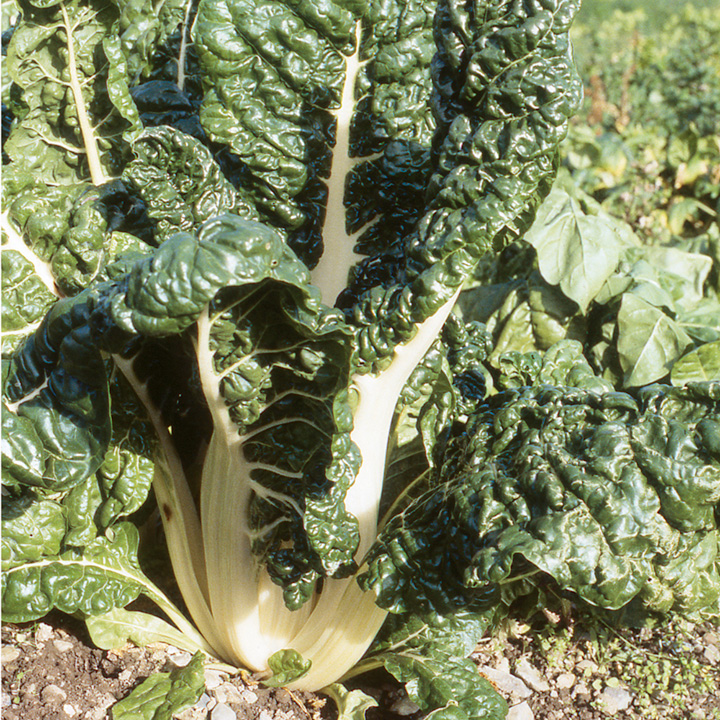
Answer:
[2,0,719,718]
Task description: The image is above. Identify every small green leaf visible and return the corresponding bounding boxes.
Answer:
[671,341,720,385]
[111,651,205,720]
[322,684,378,720]
[263,649,312,687]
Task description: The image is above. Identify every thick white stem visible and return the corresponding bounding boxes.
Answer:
[280,291,462,690]
[195,311,309,669]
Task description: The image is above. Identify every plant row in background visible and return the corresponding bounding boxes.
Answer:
[1,1,719,718]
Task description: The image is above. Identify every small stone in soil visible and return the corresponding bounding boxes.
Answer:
[35,624,54,643]
[507,701,534,720]
[240,688,258,704]
[213,683,245,705]
[477,666,532,700]
[211,703,237,720]
[703,644,720,664]
[41,684,68,704]
[194,692,213,709]
[555,672,576,690]
[389,697,421,716]
[514,658,550,692]
[1,647,21,664]
[62,703,77,717]
[597,686,632,714]
[53,639,74,653]
[169,651,193,668]
[204,669,226,689]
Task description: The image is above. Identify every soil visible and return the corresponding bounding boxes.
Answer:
[2,611,719,720]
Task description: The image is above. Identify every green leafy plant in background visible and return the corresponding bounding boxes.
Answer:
[1,1,719,719]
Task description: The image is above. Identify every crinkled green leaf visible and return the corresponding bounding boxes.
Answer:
[121,126,259,243]
[1,522,147,622]
[4,0,130,186]
[112,0,189,80]
[671,341,720,386]
[368,611,506,720]
[363,383,720,618]
[2,293,111,492]
[0,246,57,355]
[110,651,205,720]
[264,649,312,688]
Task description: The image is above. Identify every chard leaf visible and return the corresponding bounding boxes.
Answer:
[671,341,720,385]
[113,0,190,81]
[368,611,506,720]
[1,522,147,622]
[86,607,208,656]
[2,292,111,492]
[1,493,67,568]
[363,383,720,617]
[4,0,131,187]
[121,126,259,243]
[193,0,583,327]
[110,651,205,720]
[617,293,693,387]
[525,187,627,312]
[0,237,57,355]
[264,649,312,687]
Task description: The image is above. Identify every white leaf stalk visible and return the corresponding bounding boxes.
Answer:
[60,3,107,186]
[149,291,458,690]
[1,211,60,297]
[177,0,194,92]
[311,22,372,307]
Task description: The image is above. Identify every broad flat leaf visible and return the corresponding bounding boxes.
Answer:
[86,607,208,656]
[640,246,713,313]
[525,188,627,312]
[110,651,205,720]
[671,341,720,385]
[617,294,693,387]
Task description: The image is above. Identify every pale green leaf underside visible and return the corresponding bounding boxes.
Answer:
[671,341,720,385]
[526,188,627,312]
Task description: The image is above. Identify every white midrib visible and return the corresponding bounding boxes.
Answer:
[310,22,376,306]
[1,211,59,298]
